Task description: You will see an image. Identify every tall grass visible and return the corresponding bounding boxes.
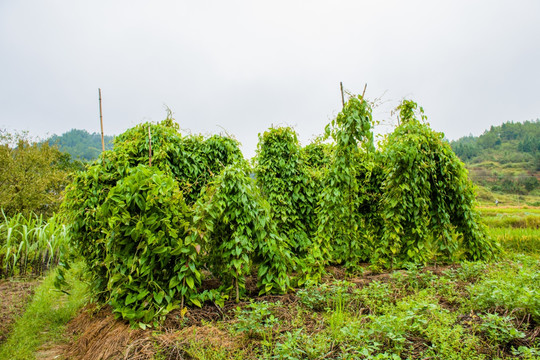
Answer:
[478,206,540,256]
[478,207,540,216]
[0,210,69,278]
[488,228,540,255]
[482,214,540,229]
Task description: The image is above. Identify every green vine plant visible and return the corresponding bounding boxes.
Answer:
[254,127,325,285]
[376,100,499,267]
[317,94,377,268]
[100,165,199,325]
[61,116,242,326]
[58,93,498,327]
[192,162,292,301]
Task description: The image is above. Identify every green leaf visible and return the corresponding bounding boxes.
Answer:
[186,276,195,290]
[154,291,164,305]
[169,276,181,289]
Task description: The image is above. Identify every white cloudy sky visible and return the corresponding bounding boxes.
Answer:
[1,1,539,158]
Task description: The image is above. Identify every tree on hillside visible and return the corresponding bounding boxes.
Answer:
[0,130,77,216]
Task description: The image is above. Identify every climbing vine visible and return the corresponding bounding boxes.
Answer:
[192,163,292,301]
[254,127,325,283]
[62,117,242,325]
[317,94,376,267]
[60,93,498,326]
[377,100,498,266]
[100,165,199,324]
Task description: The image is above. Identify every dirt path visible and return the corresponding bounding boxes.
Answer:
[0,278,40,343]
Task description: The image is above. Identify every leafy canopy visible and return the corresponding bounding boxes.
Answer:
[0,130,77,217]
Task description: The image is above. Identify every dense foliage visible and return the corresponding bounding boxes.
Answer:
[451,120,540,161]
[60,96,498,326]
[255,127,324,283]
[100,165,199,324]
[317,94,378,267]
[63,118,296,324]
[0,130,77,217]
[193,163,292,301]
[377,100,497,265]
[47,129,114,162]
[62,119,244,323]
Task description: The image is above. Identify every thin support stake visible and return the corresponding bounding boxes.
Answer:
[360,83,367,104]
[148,126,152,166]
[99,88,105,152]
[340,82,345,108]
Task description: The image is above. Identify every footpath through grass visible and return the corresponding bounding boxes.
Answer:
[0,263,88,359]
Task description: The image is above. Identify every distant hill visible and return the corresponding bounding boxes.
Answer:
[450,120,539,196]
[47,129,114,162]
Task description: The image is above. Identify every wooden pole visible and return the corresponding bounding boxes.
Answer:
[360,83,367,104]
[340,82,345,108]
[98,88,105,152]
[148,126,152,166]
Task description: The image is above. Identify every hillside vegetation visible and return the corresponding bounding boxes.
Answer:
[450,120,539,199]
[47,129,114,162]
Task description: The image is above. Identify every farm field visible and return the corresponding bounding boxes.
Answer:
[1,100,538,359]
[1,1,539,358]
[0,206,538,360]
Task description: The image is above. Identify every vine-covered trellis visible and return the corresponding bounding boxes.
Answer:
[61,95,497,326]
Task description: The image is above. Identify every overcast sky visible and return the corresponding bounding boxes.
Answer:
[1,1,539,158]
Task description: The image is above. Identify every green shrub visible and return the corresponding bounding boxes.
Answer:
[317,94,378,267]
[100,165,200,325]
[193,163,292,300]
[255,127,324,283]
[62,118,242,325]
[377,100,498,265]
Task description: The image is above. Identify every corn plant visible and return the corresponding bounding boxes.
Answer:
[0,210,68,278]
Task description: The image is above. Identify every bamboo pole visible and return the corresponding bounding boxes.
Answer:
[235,274,240,303]
[99,88,105,152]
[148,126,152,166]
[360,83,367,103]
[340,82,345,108]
